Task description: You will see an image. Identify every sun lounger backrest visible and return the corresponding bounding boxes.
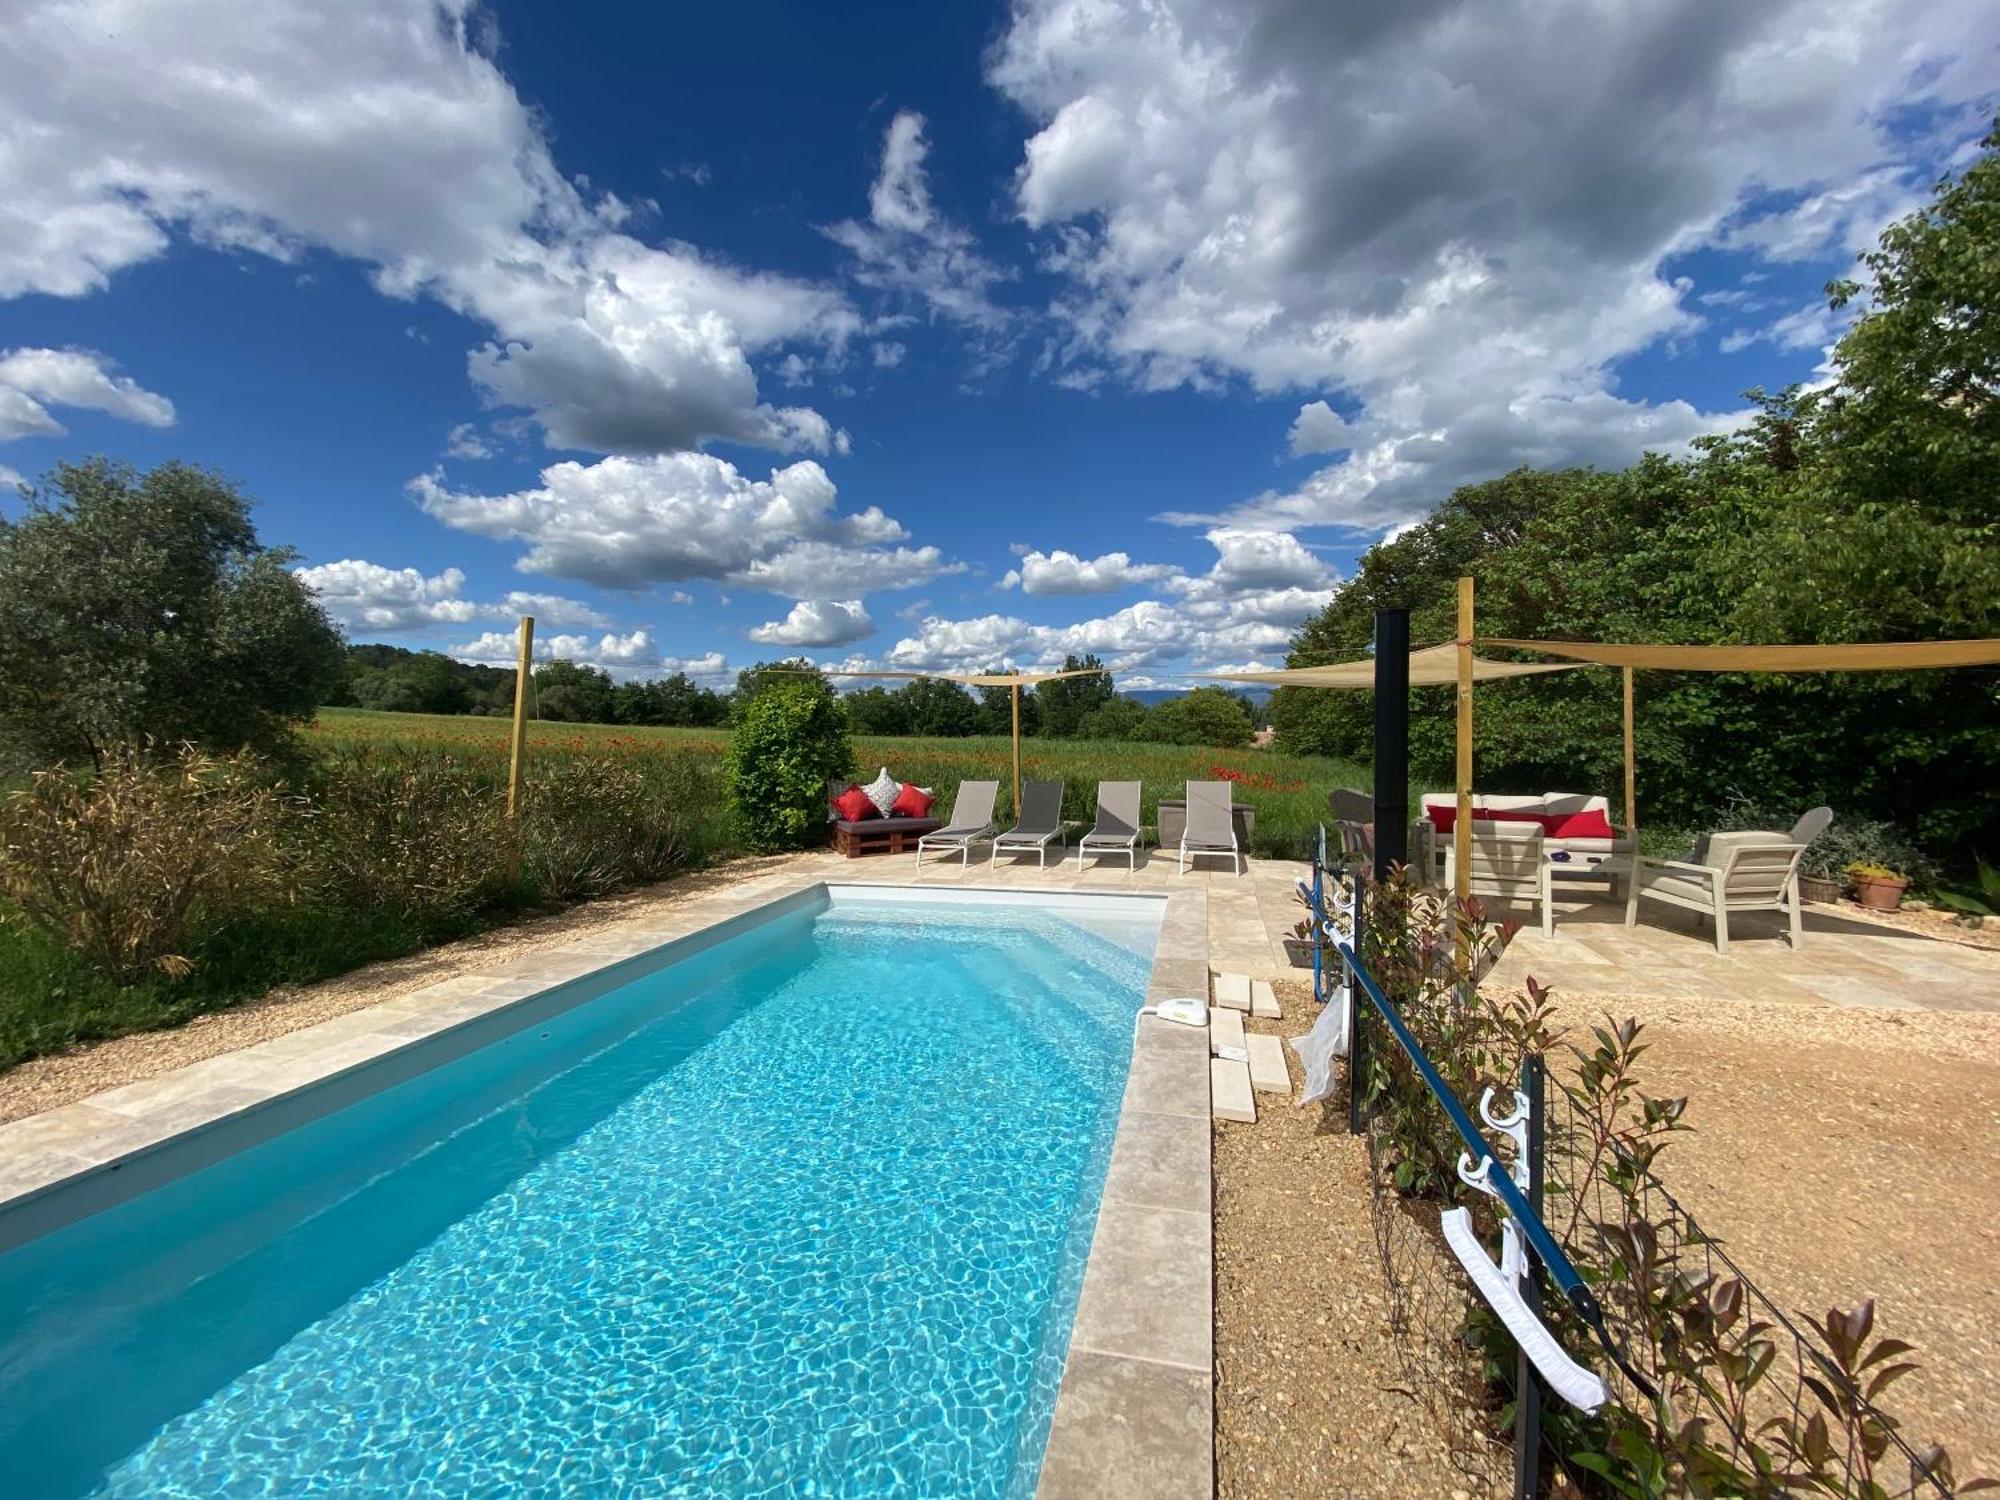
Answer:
[1094,781,1140,838]
[1185,780,1234,845]
[1017,780,1063,830]
[943,780,998,831]
[1788,806,1833,846]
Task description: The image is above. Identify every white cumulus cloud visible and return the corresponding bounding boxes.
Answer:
[451,627,658,672]
[413,452,957,597]
[1000,547,1181,594]
[991,0,2000,530]
[0,0,855,456]
[748,599,876,647]
[0,347,175,441]
[294,558,609,633]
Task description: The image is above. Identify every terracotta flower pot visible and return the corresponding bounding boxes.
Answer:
[1851,874,1908,911]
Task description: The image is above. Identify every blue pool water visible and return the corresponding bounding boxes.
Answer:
[0,890,1161,1498]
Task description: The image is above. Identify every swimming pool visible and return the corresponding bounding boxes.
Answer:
[0,887,1166,1498]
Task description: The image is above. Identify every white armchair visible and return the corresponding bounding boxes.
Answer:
[1624,832,1806,954]
[1443,822,1554,938]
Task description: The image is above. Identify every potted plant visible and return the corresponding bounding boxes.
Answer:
[1845,861,1909,911]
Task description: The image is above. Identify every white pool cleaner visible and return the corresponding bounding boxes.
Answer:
[1139,998,1208,1028]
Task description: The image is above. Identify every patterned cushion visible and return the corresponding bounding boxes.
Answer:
[863,767,901,818]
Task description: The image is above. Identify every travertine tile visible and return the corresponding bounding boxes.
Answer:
[1036,1351,1211,1500]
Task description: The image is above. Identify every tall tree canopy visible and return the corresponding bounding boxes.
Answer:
[0,459,343,766]
[1272,127,2000,861]
[1032,654,1114,737]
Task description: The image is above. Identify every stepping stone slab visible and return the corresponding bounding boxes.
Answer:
[1250,979,1281,1019]
[1211,972,1252,1012]
[1210,1057,1256,1123]
[1208,1006,1245,1056]
[1246,1032,1290,1095]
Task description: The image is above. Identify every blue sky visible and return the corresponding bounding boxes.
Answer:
[2,0,1995,687]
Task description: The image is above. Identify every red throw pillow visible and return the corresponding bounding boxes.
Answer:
[1547,809,1617,840]
[833,784,877,822]
[891,782,935,819]
[1426,805,1455,833]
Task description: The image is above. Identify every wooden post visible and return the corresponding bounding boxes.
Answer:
[506,614,534,880]
[1011,683,1022,818]
[1622,665,1637,839]
[1455,576,1474,905]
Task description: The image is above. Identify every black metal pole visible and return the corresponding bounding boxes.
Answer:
[1373,608,1409,880]
[1514,1053,1547,1500]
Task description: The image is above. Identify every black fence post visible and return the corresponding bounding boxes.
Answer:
[1373,608,1410,879]
[1514,1053,1547,1500]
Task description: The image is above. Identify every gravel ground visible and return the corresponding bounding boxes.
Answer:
[1214,976,1511,1500]
[0,856,799,1126]
[1532,988,2000,1482]
[1818,896,2000,951]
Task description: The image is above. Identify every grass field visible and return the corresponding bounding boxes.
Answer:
[309,707,1373,859]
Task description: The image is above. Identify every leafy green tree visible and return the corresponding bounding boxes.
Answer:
[843,685,911,735]
[351,652,473,715]
[612,673,727,727]
[731,658,824,719]
[725,675,855,850]
[896,677,979,736]
[1141,688,1255,747]
[973,683,1040,737]
[0,459,343,766]
[532,659,615,723]
[1032,654,1114,737]
[1077,696,1150,740]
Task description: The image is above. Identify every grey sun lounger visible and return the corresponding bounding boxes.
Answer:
[1179,779,1243,875]
[992,780,1068,868]
[1076,780,1141,870]
[916,780,999,868]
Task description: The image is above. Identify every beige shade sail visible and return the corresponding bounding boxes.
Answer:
[817,666,1108,688]
[1198,643,1581,688]
[1478,638,2000,672]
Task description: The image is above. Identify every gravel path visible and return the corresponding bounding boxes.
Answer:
[1213,978,1511,1500]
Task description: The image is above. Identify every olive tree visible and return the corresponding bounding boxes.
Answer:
[0,460,345,767]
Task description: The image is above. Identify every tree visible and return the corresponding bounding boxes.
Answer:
[532,659,615,723]
[0,459,344,766]
[1142,688,1255,747]
[350,652,472,715]
[1078,696,1150,741]
[897,677,979,736]
[732,658,823,719]
[611,673,727,727]
[843,685,911,735]
[725,675,855,850]
[974,683,1040,737]
[1032,654,1114,736]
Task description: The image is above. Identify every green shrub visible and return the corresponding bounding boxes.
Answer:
[521,751,720,901]
[725,677,855,850]
[0,747,295,982]
[303,747,511,924]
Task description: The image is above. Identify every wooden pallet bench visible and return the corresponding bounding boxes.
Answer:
[831,817,943,858]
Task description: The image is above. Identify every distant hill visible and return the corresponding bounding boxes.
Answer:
[1126,686,1273,706]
